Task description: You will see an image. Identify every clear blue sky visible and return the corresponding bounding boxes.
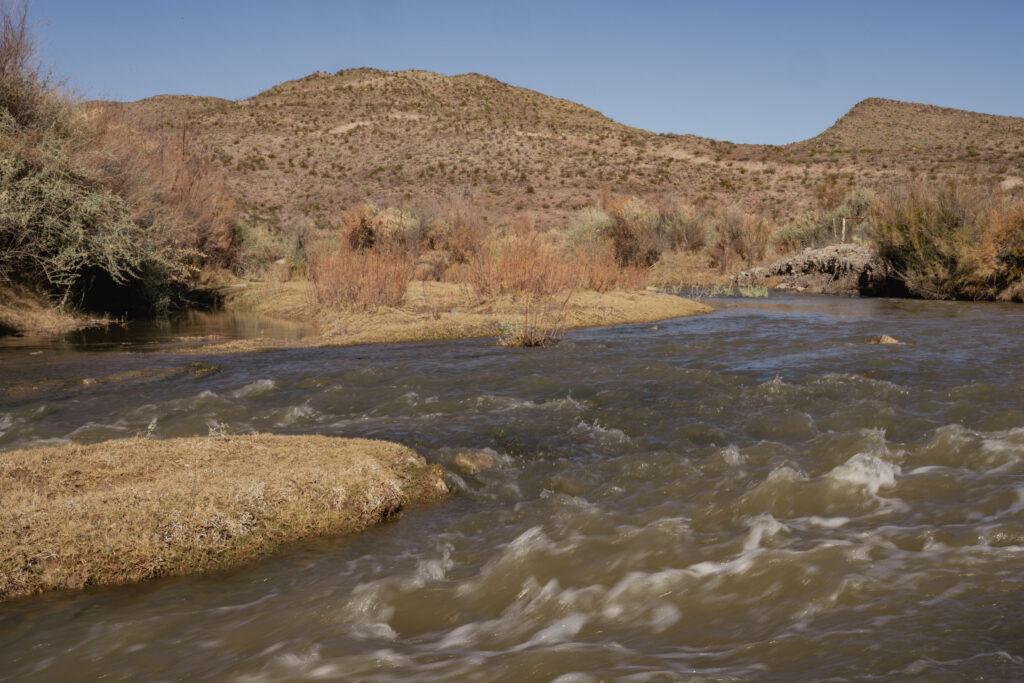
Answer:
[28,0,1024,144]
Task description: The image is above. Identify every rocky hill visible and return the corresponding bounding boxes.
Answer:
[104,70,1024,229]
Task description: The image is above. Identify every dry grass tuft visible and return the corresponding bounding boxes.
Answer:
[0,434,448,602]
[0,283,104,336]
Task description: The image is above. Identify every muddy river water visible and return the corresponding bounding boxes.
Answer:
[1,295,1022,681]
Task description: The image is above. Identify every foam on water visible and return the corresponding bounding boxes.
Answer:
[514,613,587,650]
[232,379,277,398]
[271,402,320,427]
[742,514,786,551]
[828,453,901,495]
[719,444,745,466]
[2,294,1022,680]
[570,419,632,445]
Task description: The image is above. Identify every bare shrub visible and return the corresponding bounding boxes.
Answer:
[497,288,574,347]
[570,240,621,292]
[709,206,769,272]
[0,1,61,130]
[604,197,664,267]
[466,229,579,298]
[84,109,238,266]
[450,224,580,346]
[0,2,237,313]
[308,242,413,310]
[440,196,488,263]
[660,202,707,252]
[341,204,377,251]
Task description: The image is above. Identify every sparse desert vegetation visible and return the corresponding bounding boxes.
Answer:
[2,2,1023,340]
[869,179,1024,300]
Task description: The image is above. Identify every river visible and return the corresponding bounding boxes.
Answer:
[1,294,1022,681]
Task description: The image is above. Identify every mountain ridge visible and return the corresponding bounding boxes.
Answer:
[102,69,1024,229]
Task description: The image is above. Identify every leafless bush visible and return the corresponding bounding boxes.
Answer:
[308,242,414,310]
[709,206,769,272]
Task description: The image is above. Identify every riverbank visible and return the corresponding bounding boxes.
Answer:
[0,434,448,602]
[0,285,108,338]
[195,280,712,352]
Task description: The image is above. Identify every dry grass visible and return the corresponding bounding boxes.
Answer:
[208,279,711,353]
[0,284,106,336]
[0,434,449,602]
[648,250,733,288]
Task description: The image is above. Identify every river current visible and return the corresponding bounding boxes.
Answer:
[1,294,1022,681]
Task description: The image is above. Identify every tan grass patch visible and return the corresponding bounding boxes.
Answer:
[0,284,105,336]
[207,280,710,353]
[0,434,448,602]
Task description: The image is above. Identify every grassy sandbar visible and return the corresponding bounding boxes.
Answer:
[1,434,448,602]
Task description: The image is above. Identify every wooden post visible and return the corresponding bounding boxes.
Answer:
[841,216,865,243]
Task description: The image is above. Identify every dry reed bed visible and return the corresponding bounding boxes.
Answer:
[0,434,449,602]
[296,199,719,347]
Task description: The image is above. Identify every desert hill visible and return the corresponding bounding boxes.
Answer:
[105,70,1024,230]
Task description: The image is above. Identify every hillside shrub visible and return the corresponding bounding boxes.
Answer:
[709,205,769,272]
[660,202,708,252]
[605,197,664,267]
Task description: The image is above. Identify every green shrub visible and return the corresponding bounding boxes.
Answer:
[773,189,874,251]
[869,179,1024,300]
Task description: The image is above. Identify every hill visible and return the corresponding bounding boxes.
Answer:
[106,70,1024,231]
